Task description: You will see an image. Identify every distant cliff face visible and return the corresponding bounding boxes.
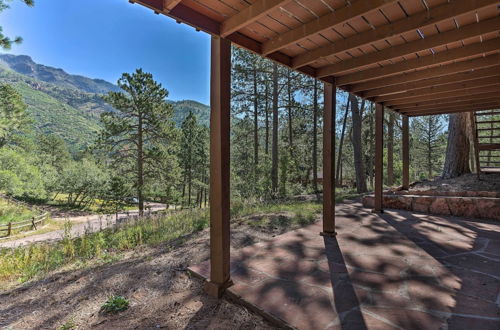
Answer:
[0,54,209,152]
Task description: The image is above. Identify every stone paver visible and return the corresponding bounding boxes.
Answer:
[190,200,500,330]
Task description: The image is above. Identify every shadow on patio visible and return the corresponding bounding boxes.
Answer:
[190,200,500,329]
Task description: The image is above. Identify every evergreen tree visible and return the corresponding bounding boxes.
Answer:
[412,115,446,179]
[0,84,29,147]
[100,69,177,214]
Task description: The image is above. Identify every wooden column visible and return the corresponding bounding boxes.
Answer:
[373,103,384,213]
[402,115,410,190]
[321,80,336,236]
[205,36,232,298]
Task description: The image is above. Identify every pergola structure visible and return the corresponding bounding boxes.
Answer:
[129,0,500,297]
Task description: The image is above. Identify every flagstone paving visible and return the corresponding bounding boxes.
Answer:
[189,200,500,330]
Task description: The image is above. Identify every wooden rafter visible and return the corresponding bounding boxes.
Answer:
[326,37,499,82]
[291,0,499,69]
[395,93,500,110]
[261,0,399,55]
[403,103,500,116]
[350,53,500,92]
[363,66,500,98]
[164,0,182,11]
[375,76,500,103]
[317,17,500,77]
[220,0,290,37]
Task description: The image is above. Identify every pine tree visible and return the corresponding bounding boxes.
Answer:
[0,0,34,49]
[0,84,29,147]
[412,115,447,179]
[100,69,177,215]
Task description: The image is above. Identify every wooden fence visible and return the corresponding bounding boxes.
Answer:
[0,212,49,238]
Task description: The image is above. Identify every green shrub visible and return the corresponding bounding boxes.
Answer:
[100,295,129,314]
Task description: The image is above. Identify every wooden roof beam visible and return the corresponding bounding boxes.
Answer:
[325,37,500,82]
[378,78,500,104]
[350,53,500,92]
[396,92,500,109]
[261,0,399,55]
[221,0,291,37]
[396,97,500,112]
[362,65,500,98]
[291,0,499,69]
[318,17,500,77]
[384,84,500,108]
[165,0,182,11]
[402,103,500,116]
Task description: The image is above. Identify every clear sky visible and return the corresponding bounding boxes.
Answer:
[1,0,211,104]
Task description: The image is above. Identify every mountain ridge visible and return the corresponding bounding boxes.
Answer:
[0,54,209,152]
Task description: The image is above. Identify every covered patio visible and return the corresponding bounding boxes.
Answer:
[128,0,499,328]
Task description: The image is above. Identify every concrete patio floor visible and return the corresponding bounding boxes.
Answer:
[189,200,500,329]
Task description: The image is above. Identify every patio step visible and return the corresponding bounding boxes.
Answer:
[362,193,500,221]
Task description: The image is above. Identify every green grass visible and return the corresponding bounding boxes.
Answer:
[0,199,37,225]
[0,193,357,286]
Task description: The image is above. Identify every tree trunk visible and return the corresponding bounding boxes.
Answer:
[137,111,144,216]
[336,96,350,186]
[387,112,394,186]
[350,94,367,193]
[271,63,279,195]
[442,113,471,179]
[312,79,318,193]
[287,71,293,157]
[265,80,269,155]
[253,67,259,166]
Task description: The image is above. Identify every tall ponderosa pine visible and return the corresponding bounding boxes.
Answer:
[442,113,470,179]
[412,115,446,179]
[0,84,29,147]
[179,111,207,207]
[100,69,177,215]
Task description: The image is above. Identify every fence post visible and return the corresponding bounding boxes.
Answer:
[7,222,11,236]
[32,217,37,230]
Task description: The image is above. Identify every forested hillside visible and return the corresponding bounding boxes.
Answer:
[0,54,209,151]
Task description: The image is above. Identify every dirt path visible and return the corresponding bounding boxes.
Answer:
[0,203,166,249]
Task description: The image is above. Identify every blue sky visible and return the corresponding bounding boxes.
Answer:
[1,0,211,104]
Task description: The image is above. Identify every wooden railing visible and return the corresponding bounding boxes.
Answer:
[0,212,49,238]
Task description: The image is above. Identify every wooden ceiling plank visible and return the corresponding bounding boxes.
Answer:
[291,0,499,69]
[349,52,500,92]
[362,65,500,97]
[317,17,500,77]
[375,76,500,102]
[395,93,500,109]
[261,0,399,55]
[384,83,500,106]
[326,37,500,82]
[402,103,500,116]
[165,0,183,11]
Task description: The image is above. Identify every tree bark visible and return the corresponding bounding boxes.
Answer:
[253,67,259,166]
[336,96,350,186]
[137,110,144,215]
[387,112,394,186]
[442,113,471,179]
[264,80,269,155]
[271,63,279,195]
[312,79,318,193]
[350,94,367,193]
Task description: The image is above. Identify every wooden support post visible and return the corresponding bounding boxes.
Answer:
[402,115,410,190]
[373,103,384,213]
[205,36,232,298]
[321,79,336,237]
[7,222,11,237]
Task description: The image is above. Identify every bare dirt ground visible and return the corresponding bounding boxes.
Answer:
[0,212,311,329]
[411,173,500,192]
